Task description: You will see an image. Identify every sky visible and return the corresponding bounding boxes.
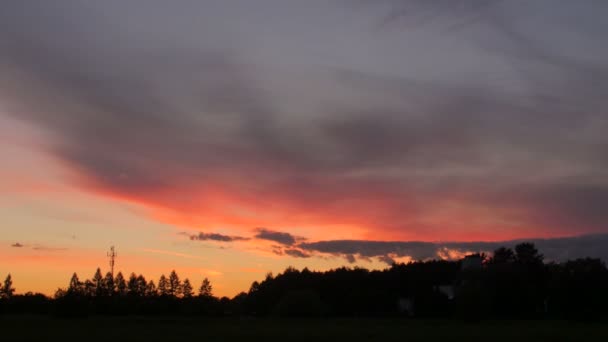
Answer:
[1,0,608,297]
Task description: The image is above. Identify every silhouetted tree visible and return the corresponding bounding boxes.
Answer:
[199,277,213,298]
[548,258,608,319]
[54,288,67,299]
[1,274,15,299]
[158,275,169,296]
[182,279,193,298]
[169,270,181,297]
[92,268,104,297]
[515,243,544,266]
[275,289,324,317]
[127,273,139,296]
[68,273,83,295]
[113,272,126,296]
[103,272,115,296]
[489,247,515,264]
[145,280,157,297]
[249,281,260,294]
[136,275,147,296]
[83,279,95,297]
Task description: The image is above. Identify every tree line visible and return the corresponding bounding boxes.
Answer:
[1,242,607,319]
[57,269,213,299]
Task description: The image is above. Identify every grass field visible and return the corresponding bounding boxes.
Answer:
[1,316,607,342]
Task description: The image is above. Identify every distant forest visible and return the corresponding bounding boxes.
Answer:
[1,242,607,319]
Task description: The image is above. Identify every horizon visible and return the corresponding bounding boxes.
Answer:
[3,233,607,297]
[1,0,608,298]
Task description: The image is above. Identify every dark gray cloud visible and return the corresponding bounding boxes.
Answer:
[299,234,608,265]
[0,1,607,240]
[284,248,312,259]
[299,240,438,261]
[254,228,300,246]
[188,232,249,242]
[11,242,24,248]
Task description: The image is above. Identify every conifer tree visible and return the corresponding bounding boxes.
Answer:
[104,272,115,296]
[0,274,15,299]
[115,272,127,296]
[92,268,104,297]
[127,273,139,296]
[136,275,147,296]
[169,270,181,297]
[198,277,213,298]
[146,280,157,297]
[68,273,82,295]
[158,275,169,296]
[182,278,193,298]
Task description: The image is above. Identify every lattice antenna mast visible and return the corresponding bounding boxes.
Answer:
[107,246,117,277]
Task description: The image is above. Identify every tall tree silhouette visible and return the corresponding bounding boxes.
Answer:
[68,273,83,295]
[199,277,213,298]
[145,280,157,297]
[158,275,169,297]
[136,275,147,296]
[84,279,95,297]
[127,273,139,296]
[1,274,15,299]
[92,268,104,297]
[169,270,181,297]
[115,272,127,296]
[182,279,193,298]
[103,272,115,296]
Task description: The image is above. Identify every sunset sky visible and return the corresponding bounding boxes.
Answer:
[1,0,608,297]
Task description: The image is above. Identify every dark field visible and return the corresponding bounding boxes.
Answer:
[1,316,607,342]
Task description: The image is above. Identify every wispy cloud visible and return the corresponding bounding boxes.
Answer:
[187,232,249,242]
[32,245,68,252]
[199,268,223,277]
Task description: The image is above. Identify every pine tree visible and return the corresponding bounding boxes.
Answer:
[115,272,127,296]
[168,270,181,297]
[158,275,169,296]
[82,279,95,297]
[127,273,138,296]
[145,280,157,297]
[182,278,193,298]
[0,274,15,299]
[92,268,104,297]
[84,279,95,297]
[104,272,115,296]
[136,275,147,296]
[68,273,82,295]
[198,277,213,298]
